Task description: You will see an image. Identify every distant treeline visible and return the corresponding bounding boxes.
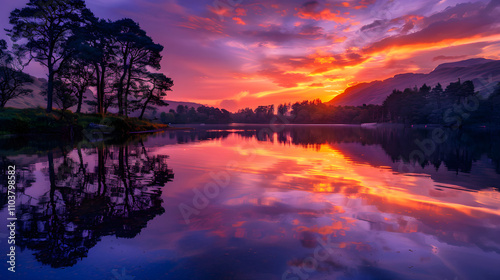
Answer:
[162,80,500,126]
[160,105,231,124]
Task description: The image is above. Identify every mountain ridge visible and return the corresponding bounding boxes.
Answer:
[327,58,500,106]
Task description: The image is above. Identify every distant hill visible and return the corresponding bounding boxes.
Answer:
[327,58,500,106]
[4,75,203,119]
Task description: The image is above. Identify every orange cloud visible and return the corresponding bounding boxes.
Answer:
[233,17,246,25]
[307,51,367,74]
[296,1,349,23]
[207,4,231,18]
[258,68,314,88]
[297,9,348,23]
[333,36,347,43]
[354,0,376,9]
[308,82,324,88]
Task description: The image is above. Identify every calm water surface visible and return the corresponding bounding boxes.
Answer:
[1,124,500,280]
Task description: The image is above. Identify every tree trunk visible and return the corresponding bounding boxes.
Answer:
[117,55,129,116]
[139,96,152,120]
[47,66,54,113]
[47,151,58,229]
[124,58,134,118]
[95,65,102,114]
[48,151,56,191]
[117,85,123,115]
[76,89,83,113]
[97,66,105,115]
[97,147,107,195]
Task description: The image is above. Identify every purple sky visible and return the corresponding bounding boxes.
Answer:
[1,0,499,111]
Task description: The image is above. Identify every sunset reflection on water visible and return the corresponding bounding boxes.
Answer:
[149,127,500,280]
[2,125,499,280]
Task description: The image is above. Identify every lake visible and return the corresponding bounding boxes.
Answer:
[1,124,500,280]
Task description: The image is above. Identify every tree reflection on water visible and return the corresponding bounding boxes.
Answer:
[13,142,173,268]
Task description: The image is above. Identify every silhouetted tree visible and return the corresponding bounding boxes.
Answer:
[278,103,290,115]
[138,72,172,119]
[69,18,117,114]
[0,39,33,107]
[113,18,163,116]
[420,83,431,94]
[57,55,95,113]
[53,80,78,111]
[7,0,93,112]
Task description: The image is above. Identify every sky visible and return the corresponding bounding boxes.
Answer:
[1,0,500,111]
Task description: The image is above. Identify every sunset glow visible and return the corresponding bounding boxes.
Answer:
[0,0,498,110]
[50,0,500,110]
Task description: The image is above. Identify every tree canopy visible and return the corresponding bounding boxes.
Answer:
[7,0,93,112]
[4,0,172,117]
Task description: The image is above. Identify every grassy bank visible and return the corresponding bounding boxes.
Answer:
[0,107,168,137]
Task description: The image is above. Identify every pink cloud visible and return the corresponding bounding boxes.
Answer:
[295,1,349,23]
[232,17,247,25]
